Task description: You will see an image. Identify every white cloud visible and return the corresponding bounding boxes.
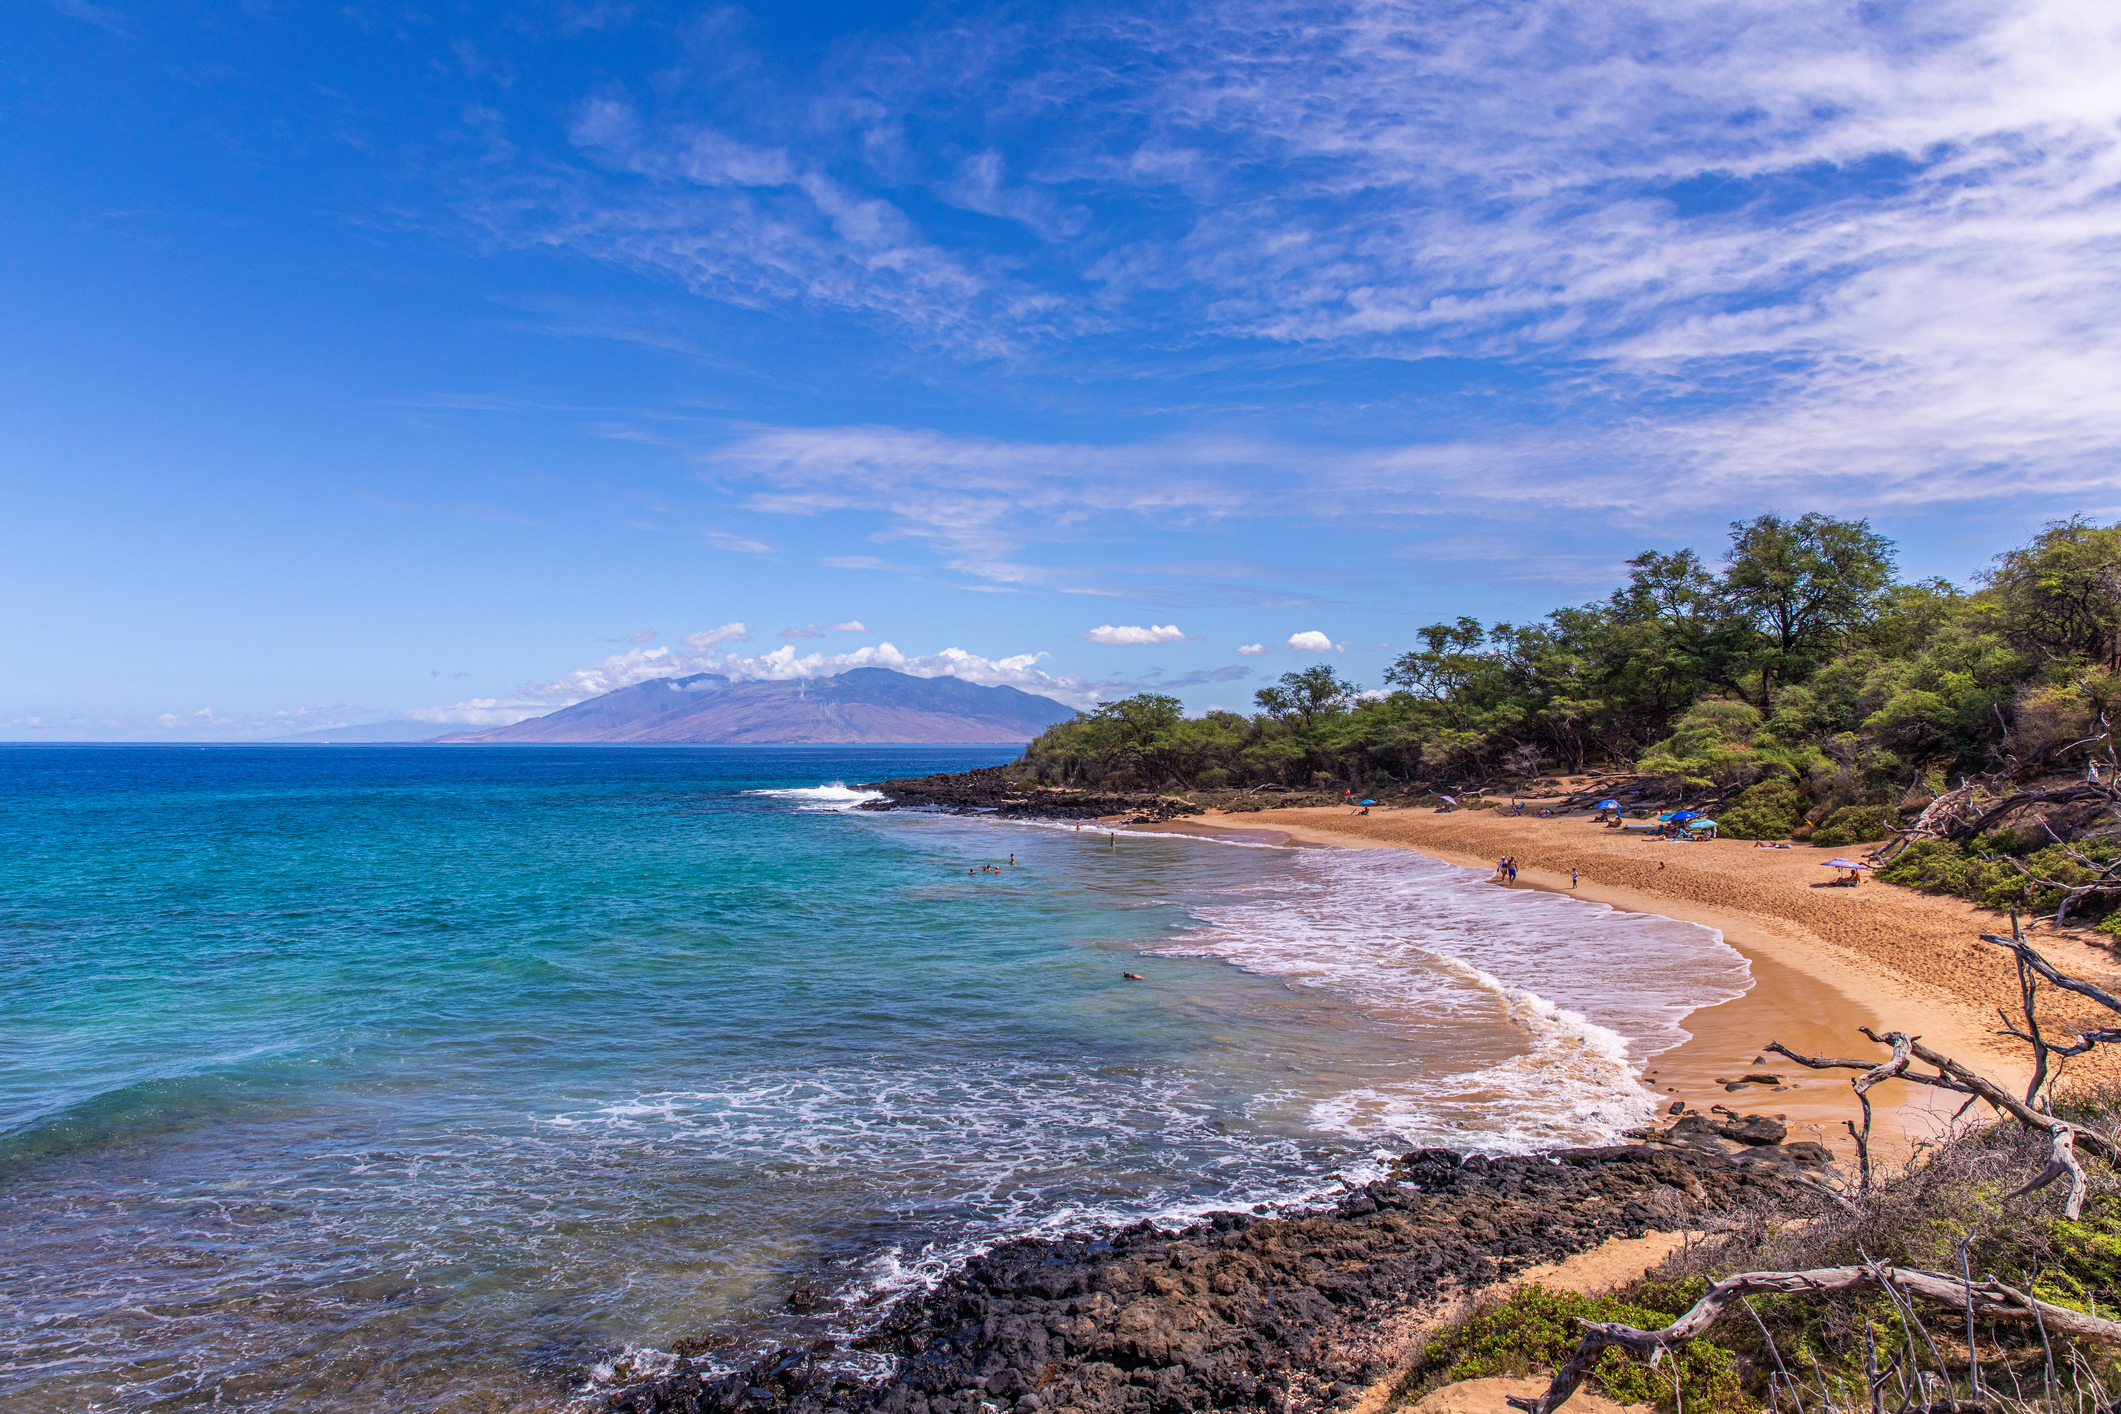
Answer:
[1286,631,1334,654]
[1081,623,1188,645]
[1235,643,1267,656]
[826,620,871,632]
[680,622,749,648]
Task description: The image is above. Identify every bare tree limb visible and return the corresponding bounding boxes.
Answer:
[1504,1266,2121,1414]
[1854,1029,2118,1162]
[1764,1039,1975,1097]
[2008,1122,2090,1220]
[1978,934,2121,1021]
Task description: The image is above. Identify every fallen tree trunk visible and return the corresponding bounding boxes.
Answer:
[1504,1265,2121,1414]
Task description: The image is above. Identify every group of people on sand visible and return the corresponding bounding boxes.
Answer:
[1494,855,1519,883]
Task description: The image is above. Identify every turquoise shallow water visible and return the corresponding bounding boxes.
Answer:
[0,745,1747,1412]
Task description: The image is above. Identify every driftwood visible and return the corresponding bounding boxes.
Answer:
[1766,1027,2111,1217]
[1503,1266,2121,1414]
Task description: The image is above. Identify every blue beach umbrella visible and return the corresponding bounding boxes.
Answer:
[1667,810,1702,822]
[1595,799,1619,809]
[1358,799,1378,805]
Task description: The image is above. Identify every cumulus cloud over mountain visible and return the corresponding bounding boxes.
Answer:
[527,636,1098,709]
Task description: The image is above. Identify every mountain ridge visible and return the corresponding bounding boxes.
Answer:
[430,668,1076,744]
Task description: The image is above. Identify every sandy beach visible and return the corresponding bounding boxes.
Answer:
[1145,804,2121,1158]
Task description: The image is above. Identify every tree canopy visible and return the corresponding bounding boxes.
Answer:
[1015,515,2121,817]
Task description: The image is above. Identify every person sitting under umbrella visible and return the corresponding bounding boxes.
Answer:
[1819,858,1873,886]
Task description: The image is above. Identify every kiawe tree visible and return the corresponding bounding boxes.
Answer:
[1254,665,1358,730]
[1985,516,2121,674]
[1721,512,1898,712]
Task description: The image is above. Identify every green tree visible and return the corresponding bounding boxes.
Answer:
[1255,665,1357,730]
[1984,517,2121,672]
[1721,513,1898,711]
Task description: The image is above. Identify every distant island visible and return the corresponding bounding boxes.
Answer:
[421,667,1075,744]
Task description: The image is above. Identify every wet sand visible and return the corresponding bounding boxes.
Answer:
[1140,806,2121,1158]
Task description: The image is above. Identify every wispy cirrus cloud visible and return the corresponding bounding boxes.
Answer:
[777,619,874,639]
[703,424,1253,584]
[465,0,2121,513]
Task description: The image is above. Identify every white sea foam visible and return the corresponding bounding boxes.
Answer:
[741,781,884,810]
[1143,842,1751,1149]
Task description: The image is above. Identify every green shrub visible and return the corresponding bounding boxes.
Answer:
[1812,804,1901,847]
[1878,838,1985,895]
[1879,837,2118,917]
[1408,1284,1752,1414]
[1718,781,1805,839]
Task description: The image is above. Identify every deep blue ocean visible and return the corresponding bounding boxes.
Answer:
[0,746,1747,1412]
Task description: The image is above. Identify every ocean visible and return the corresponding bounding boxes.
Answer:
[0,745,1749,1412]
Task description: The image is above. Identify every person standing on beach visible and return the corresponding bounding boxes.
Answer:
[1571,868,1579,888]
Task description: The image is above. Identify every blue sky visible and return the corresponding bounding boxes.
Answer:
[7,0,2120,737]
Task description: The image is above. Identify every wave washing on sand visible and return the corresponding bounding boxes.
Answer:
[1148,840,1753,1149]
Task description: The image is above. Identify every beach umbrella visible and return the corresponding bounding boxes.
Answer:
[1819,859,1873,870]
[1670,810,1702,822]
[1595,799,1619,809]
[1358,799,1378,805]
[1438,794,1458,803]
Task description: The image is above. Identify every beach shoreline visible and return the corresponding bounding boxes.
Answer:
[1131,804,2121,1159]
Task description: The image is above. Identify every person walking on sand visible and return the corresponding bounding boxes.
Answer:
[1507,858,1518,883]
[1571,868,1579,888]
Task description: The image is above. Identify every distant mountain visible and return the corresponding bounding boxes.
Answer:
[274,720,452,743]
[429,668,1077,744]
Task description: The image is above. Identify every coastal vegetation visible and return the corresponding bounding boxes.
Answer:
[1012,515,2121,924]
[1395,927,2121,1414]
[1401,1098,2121,1414]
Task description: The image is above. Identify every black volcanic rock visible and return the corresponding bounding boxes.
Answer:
[857,767,1199,821]
[434,669,1076,744]
[602,1144,1803,1414]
